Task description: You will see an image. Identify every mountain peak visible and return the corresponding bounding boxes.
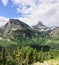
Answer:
[9,19,29,27]
[33,21,47,31]
[1,19,30,37]
[36,21,45,26]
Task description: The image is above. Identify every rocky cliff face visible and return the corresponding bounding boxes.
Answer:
[0,19,56,38]
[50,27,59,37]
[33,21,47,31]
[0,19,30,37]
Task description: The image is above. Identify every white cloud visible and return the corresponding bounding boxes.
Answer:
[40,0,56,3]
[12,0,33,5]
[1,0,8,6]
[11,0,59,27]
[1,0,59,27]
[17,5,31,15]
[0,17,9,27]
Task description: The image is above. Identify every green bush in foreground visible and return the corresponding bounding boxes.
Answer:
[0,46,59,65]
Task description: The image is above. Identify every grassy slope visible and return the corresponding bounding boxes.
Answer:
[0,39,17,47]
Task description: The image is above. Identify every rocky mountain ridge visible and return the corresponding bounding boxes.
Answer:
[33,21,48,31]
[0,19,59,38]
[0,19,32,38]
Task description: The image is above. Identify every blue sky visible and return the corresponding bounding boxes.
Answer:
[0,0,59,27]
[0,0,30,18]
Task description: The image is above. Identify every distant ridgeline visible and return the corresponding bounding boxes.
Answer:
[0,19,59,39]
[0,19,40,39]
[0,19,59,50]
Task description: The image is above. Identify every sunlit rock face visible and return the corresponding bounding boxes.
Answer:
[0,19,31,38]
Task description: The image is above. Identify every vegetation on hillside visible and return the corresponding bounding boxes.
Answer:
[0,46,59,65]
[0,31,59,65]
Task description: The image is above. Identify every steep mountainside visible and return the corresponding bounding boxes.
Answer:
[50,27,59,37]
[33,21,47,31]
[0,19,32,38]
[1,19,59,39]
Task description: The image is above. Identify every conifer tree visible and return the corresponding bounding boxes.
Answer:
[16,46,24,65]
[1,48,6,65]
[12,50,16,59]
[48,48,54,59]
[25,46,33,65]
[26,52,29,65]
[25,47,30,65]
[0,53,2,65]
[38,47,44,63]
[33,48,37,63]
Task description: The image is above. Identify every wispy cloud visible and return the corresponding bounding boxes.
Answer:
[0,0,59,27]
[16,4,31,16]
[39,0,57,3]
[11,0,59,27]
[0,16,9,27]
[1,0,8,6]
[12,0,33,16]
